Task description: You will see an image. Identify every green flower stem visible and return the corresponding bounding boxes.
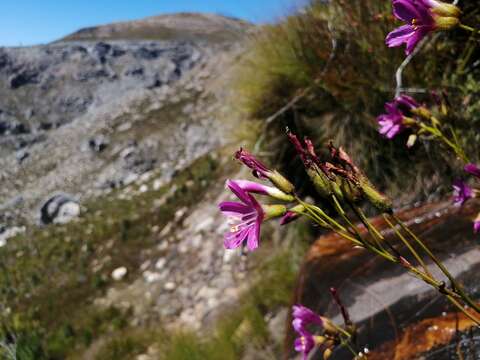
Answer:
[446,294,480,327]
[350,204,389,254]
[341,338,362,359]
[330,195,367,241]
[330,195,396,261]
[296,199,364,247]
[333,323,352,339]
[418,123,469,163]
[459,23,480,34]
[382,214,434,279]
[392,214,480,316]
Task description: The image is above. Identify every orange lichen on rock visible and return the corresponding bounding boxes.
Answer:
[369,310,477,360]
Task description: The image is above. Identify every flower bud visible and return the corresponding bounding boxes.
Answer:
[434,16,459,30]
[358,176,393,213]
[280,204,305,225]
[427,0,461,17]
[411,106,432,119]
[313,335,327,345]
[269,170,295,194]
[340,178,363,203]
[307,168,335,199]
[406,134,417,148]
[323,349,333,360]
[320,316,339,336]
[262,204,287,220]
[474,213,480,234]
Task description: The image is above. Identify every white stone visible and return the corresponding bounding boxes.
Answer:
[117,122,132,132]
[111,267,128,281]
[0,226,25,247]
[164,282,176,291]
[139,184,148,193]
[155,258,166,270]
[143,271,162,283]
[153,179,164,191]
[54,202,80,224]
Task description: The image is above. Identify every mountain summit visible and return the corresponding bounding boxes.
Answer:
[61,12,251,43]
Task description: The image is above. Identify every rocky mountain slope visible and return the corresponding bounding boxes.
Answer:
[0,13,277,359]
[0,13,249,226]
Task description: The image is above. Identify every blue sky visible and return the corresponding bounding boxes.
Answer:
[0,0,303,46]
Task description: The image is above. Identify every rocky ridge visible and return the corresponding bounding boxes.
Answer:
[0,12,263,351]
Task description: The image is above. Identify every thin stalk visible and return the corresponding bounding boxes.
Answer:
[459,23,480,34]
[330,195,367,242]
[351,205,389,254]
[383,214,433,278]
[418,123,468,162]
[341,338,362,359]
[295,198,364,246]
[392,214,480,315]
[447,294,480,327]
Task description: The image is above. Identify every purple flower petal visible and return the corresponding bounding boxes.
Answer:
[405,28,428,55]
[452,179,473,207]
[474,220,480,234]
[386,25,415,47]
[395,94,420,110]
[246,219,261,251]
[220,180,265,251]
[234,180,271,195]
[465,164,480,179]
[393,0,420,22]
[226,180,252,205]
[292,305,323,327]
[219,201,252,216]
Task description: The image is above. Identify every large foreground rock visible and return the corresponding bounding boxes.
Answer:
[288,200,480,359]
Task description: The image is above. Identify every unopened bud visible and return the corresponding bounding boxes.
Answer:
[269,170,295,194]
[412,106,432,119]
[406,134,417,148]
[280,204,305,225]
[474,213,480,233]
[323,349,333,360]
[358,176,393,213]
[340,178,363,203]
[313,335,327,345]
[307,168,335,199]
[428,0,461,17]
[434,16,459,30]
[402,116,417,126]
[320,317,338,335]
[262,205,287,220]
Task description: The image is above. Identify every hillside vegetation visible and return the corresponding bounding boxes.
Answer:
[235,0,480,204]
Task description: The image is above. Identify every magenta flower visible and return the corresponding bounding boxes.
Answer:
[292,305,323,360]
[452,180,473,207]
[395,94,420,111]
[386,0,459,55]
[377,102,405,139]
[474,220,480,234]
[465,164,480,179]
[292,305,324,330]
[377,95,420,139]
[219,180,264,251]
[294,330,316,360]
